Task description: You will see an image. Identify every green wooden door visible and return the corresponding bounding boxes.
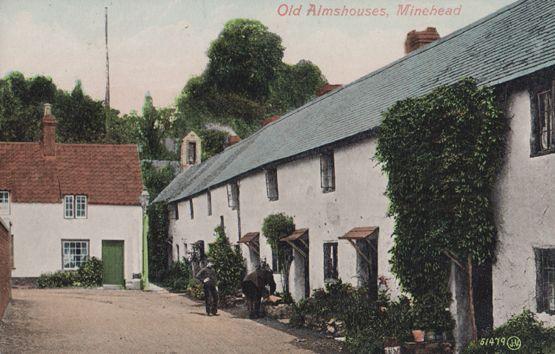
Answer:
[102,240,124,286]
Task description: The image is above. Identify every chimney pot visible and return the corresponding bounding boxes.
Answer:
[42,103,57,157]
[44,103,52,116]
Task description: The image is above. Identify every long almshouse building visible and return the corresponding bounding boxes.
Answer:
[155,0,555,337]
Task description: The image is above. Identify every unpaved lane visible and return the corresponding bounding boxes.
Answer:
[0,288,314,353]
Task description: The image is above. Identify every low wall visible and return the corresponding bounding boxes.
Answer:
[0,217,11,319]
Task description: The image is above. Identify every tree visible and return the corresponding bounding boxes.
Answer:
[207,225,246,296]
[0,73,109,144]
[206,19,284,101]
[262,213,295,295]
[0,72,56,142]
[142,162,177,279]
[54,80,106,143]
[173,19,328,141]
[268,60,327,114]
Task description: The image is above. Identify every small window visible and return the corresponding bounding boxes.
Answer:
[176,244,180,261]
[75,195,87,218]
[323,242,339,281]
[194,240,205,260]
[64,195,74,218]
[227,182,239,210]
[220,215,225,229]
[265,168,279,201]
[532,79,555,155]
[62,240,89,270]
[0,191,10,214]
[535,248,555,314]
[320,151,335,193]
[170,203,179,220]
[187,141,197,164]
[207,191,212,216]
[189,199,194,219]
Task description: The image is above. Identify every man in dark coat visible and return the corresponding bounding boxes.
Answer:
[242,262,276,319]
[196,262,218,316]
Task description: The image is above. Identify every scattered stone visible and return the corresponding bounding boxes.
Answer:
[334,337,346,342]
[295,338,306,343]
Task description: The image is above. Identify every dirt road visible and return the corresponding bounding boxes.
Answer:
[0,288,319,353]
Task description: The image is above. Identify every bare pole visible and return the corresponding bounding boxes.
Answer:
[104,6,111,139]
[104,6,110,109]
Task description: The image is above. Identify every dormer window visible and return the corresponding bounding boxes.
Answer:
[0,191,10,215]
[64,195,87,219]
[187,142,197,164]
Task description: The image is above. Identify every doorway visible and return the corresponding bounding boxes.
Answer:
[102,240,124,286]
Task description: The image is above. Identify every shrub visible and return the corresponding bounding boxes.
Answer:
[37,270,79,288]
[262,213,295,294]
[464,310,555,354]
[207,225,246,296]
[186,278,204,300]
[161,260,192,292]
[291,280,415,353]
[77,257,103,287]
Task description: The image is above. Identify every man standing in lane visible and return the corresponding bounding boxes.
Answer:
[196,262,218,316]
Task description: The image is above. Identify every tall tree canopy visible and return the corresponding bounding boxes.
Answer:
[0,72,127,144]
[174,19,327,141]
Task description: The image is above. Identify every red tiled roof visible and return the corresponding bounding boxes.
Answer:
[0,142,143,205]
[261,115,280,127]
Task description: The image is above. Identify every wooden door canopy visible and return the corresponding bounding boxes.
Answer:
[339,226,379,265]
[338,226,378,240]
[280,228,309,258]
[238,232,260,255]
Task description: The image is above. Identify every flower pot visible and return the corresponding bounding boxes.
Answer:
[412,329,425,342]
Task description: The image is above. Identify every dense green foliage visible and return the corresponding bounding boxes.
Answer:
[261,213,295,293]
[161,260,192,292]
[206,19,283,101]
[37,270,79,288]
[207,225,246,296]
[199,129,229,160]
[464,310,555,353]
[142,162,177,280]
[174,19,327,140]
[291,281,414,353]
[376,79,507,328]
[77,257,103,287]
[37,257,103,288]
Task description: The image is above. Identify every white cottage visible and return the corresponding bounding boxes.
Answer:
[0,104,145,287]
[154,0,555,336]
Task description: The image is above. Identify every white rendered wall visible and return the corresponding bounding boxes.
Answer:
[493,88,555,326]
[170,184,239,261]
[6,203,142,280]
[238,138,397,301]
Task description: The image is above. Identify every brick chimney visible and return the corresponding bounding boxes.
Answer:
[261,115,280,127]
[316,84,342,97]
[405,27,440,54]
[42,103,57,157]
[225,135,241,147]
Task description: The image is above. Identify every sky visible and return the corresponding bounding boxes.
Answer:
[0,0,516,114]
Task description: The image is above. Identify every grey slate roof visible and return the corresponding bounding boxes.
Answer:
[154,0,555,204]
